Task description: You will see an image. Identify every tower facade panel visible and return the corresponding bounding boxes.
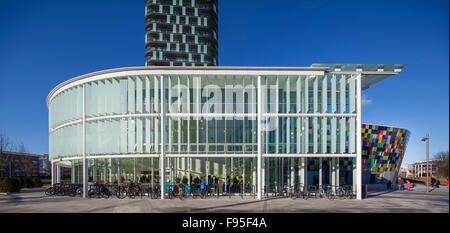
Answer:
[145,0,218,67]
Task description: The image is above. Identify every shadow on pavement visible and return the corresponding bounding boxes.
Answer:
[173,196,287,213]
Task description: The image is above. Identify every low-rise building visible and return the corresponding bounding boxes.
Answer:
[406,159,439,178]
[0,151,41,177]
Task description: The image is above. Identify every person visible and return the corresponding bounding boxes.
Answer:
[386,180,392,191]
[165,180,170,194]
[406,180,413,191]
[185,183,189,194]
[208,175,212,185]
[233,177,238,193]
[222,181,226,193]
[431,177,436,187]
[435,180,440,188]
[398,178,404,191]
[313,176,319,185]
[200,180,206,193]
[446,179,449,187]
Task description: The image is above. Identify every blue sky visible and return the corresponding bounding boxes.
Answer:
[0,0,448,166]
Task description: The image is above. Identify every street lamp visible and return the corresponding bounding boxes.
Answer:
[421,134,429,192]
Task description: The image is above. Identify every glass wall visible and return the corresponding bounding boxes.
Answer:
[49,71,360,198]
[83,158,160,185]
[166,157,257,195]
[262,75,357,155]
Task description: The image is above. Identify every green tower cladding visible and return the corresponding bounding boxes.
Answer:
[145,0,218,67]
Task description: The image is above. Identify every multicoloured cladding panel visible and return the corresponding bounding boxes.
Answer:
[361,124,410,173]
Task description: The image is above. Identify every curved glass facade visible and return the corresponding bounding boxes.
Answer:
[50,74,358,158]
[47,66,404,199]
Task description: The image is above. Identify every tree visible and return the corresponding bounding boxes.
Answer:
[16,142,33,178]
[433,151,449,179]
[0,131,13,177]
[0,131,31,177]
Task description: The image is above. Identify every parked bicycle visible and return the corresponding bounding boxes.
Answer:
[45,183,81,197]
[87,183,111,199]
[321,184,335,200]
[290,185,308,200]
[168,183,185,200]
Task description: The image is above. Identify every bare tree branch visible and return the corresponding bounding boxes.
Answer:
[433,151,449,178]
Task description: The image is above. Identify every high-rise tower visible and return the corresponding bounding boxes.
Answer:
[145,0,218,66]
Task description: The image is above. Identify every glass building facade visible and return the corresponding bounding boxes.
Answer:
[145,0,218,66]
[47,65,404,200]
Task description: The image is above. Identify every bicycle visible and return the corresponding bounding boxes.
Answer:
[151,185,161,199]
[114,184,127,199]
[127,183,143,199]
[65,184,79,197]
[342,185,355,199]
[168,184,184,200]
[45,183,59,196]
[336,186,347,199]
[307,185,320,199]
[322,184,335,200]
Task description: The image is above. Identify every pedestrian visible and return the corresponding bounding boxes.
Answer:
[386,180,392,191]
[313,176,319,186]
[406,180,413,191]
[398,178,404,191]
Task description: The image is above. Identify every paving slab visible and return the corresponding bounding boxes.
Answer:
[0,184,448,213]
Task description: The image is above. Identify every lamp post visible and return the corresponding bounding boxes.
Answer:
[421,134,429,192]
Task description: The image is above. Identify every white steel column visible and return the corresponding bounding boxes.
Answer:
[71,162,75,184]
[82,83,88,198]
[257,75,263,200]
[51,161,54,185]
[160,75,167,199]
[56,165,60,183]
[356,74,362,200]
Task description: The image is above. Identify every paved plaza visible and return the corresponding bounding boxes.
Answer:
[0,184,448,213]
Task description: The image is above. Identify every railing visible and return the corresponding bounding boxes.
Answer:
[147,9,216,19]
[148,57,215,65]
[146,28,214,38]
[147,38,218,50]
[146,0,215,11]
[146,19,217,31]
[146,46,217,57]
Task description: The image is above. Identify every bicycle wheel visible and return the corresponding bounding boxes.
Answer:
[116,188,126,199]
[45,188,53,196]
[347,190,355,199]
[330,193,336,201]
[152,189,160,199]
[327,191,335,201]
[87,189,94,198]
[68,188,76,197]
[179,191,184,200]
[102,188,110,199]
[128,189,136,199]
[337,189,345,199]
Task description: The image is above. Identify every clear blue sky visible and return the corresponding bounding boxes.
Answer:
[0,0,448,166]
